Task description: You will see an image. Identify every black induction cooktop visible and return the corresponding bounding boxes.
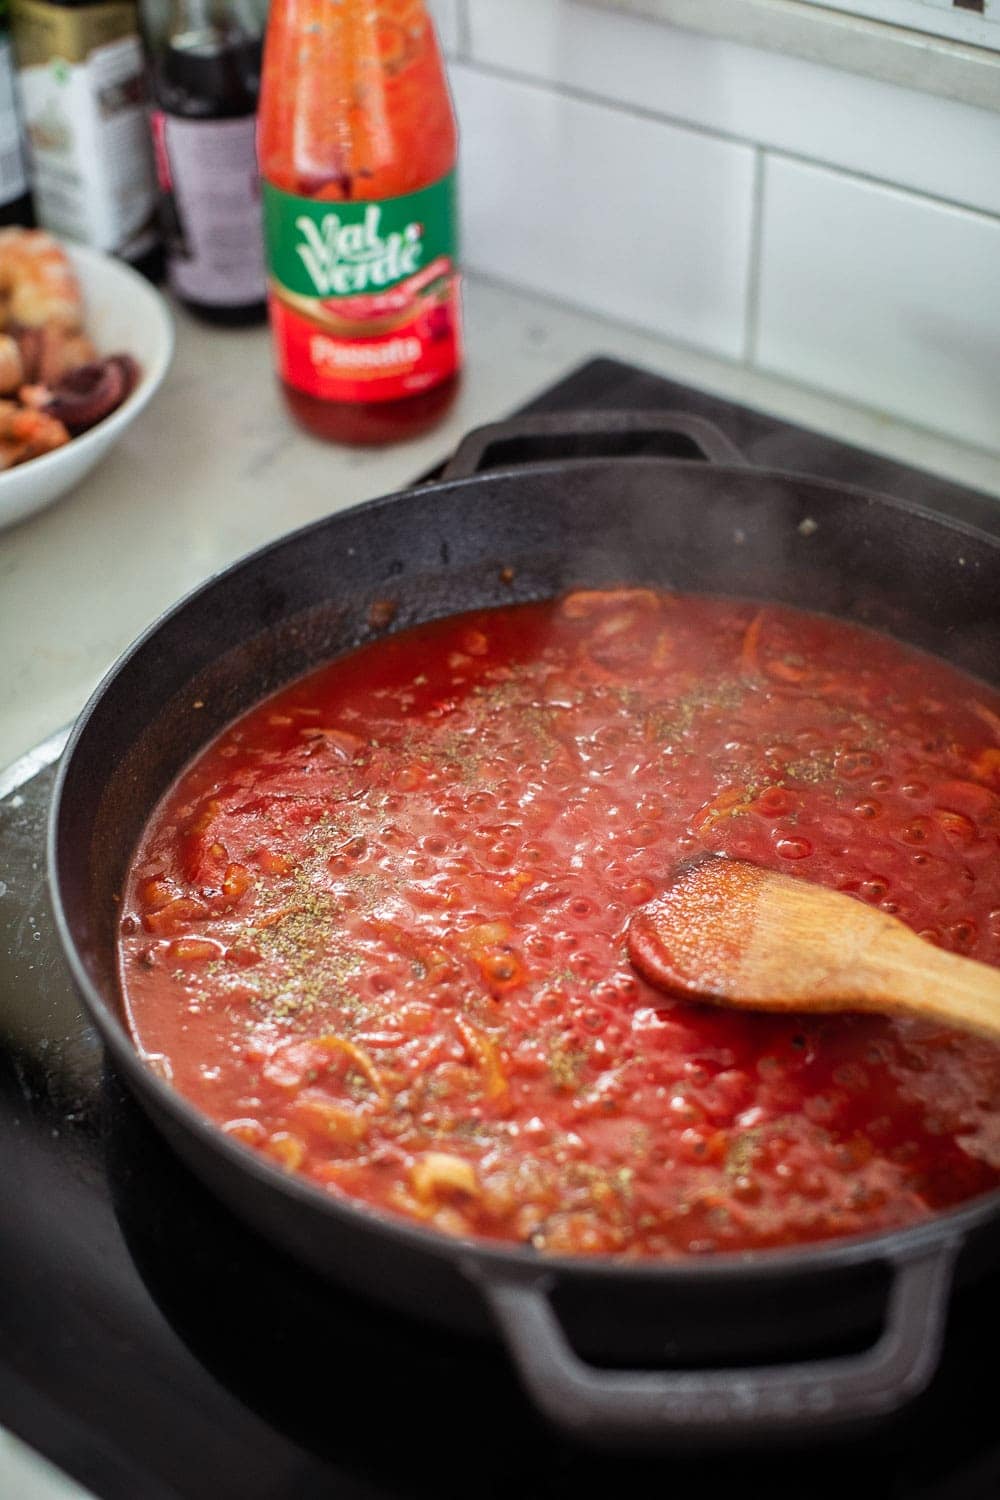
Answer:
[3,358,1000,1500]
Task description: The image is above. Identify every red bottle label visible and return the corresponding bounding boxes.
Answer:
[262,174,462,404]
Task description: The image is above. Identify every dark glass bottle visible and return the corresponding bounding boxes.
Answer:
[141,0,266,325]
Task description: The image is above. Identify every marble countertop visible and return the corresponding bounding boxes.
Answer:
[1,270,999,1499]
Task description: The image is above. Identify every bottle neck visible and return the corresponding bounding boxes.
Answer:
[258,0,454,199]
[151,0,261,117]
[165,0,261,50]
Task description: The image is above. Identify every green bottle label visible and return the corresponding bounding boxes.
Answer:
[262,171,458,301]
[262,169,462,405]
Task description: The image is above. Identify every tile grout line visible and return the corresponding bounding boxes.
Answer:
[454,0,472,62]
[742,146,766,368]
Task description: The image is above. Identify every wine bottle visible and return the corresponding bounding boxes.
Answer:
[141,0,266,324]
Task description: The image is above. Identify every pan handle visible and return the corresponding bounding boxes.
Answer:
[465,1239,959,1445]
[441,410,748,481]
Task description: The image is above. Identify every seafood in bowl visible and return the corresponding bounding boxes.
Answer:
[0,238,173,530]
[0,228,141,468]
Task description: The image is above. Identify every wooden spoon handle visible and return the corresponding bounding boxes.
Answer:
[744,871,1000,1039]
[858,926,1000,1039]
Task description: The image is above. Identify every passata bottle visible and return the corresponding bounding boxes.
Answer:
[141,0,266,324]
[258,0,462,446]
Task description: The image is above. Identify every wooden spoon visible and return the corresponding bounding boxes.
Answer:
[628,857,1000,1041]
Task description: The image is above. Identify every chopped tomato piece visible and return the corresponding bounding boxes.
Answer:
[142,896,209,934]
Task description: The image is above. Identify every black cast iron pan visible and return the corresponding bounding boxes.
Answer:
[49,411,1000,1448]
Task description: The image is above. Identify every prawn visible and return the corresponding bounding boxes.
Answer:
[0,228,132,466]
[0,399,70,469]
[0,227,85,331]
[0,333,23,394]
[0,229,96,407]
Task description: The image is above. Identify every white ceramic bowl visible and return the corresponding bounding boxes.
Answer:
[0,241,174,532]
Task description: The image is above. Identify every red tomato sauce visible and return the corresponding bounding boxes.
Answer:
[118,592,1000,1257]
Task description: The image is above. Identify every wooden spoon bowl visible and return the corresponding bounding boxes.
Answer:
[628,857,1000,1041]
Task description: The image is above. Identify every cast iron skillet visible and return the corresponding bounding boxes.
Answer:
[49,412,1000,1448]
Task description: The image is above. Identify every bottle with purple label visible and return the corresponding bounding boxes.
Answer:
[140,0,265,325]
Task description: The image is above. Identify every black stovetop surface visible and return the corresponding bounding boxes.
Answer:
[3,358,999,1500]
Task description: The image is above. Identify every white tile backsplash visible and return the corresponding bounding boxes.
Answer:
[446,0,1000,451]
[465,0,1000,218]
[452,64,756,359]
[756,158,1000,453]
